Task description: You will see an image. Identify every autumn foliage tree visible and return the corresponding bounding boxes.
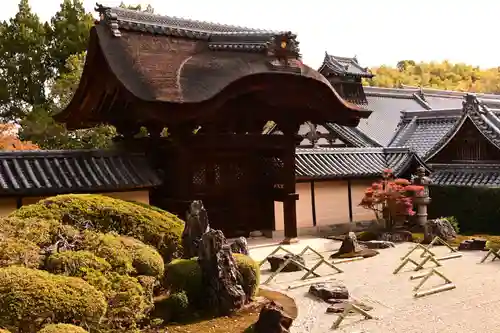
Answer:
[359,169,423,230]
[0,123,39,150]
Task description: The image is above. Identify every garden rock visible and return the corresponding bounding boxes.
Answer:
[427,218,457,241]
[198,229,246,315]
[267,254,305,272]
[380,230,413,243]
[458,238,487,251]
[182,200,211,259]
[330,232,379,258]
[252,301,293,333]
[338,232,362,253]
[231,237,249,255]
[358,240,395,249]
[308,282,349,301]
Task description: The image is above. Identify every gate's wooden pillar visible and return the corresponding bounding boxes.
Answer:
[280,121,300,244]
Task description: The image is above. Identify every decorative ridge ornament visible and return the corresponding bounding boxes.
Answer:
[266,32,301,62]
[95,3,121,37]
[463,93,480,114]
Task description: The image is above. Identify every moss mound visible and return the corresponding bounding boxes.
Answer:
[0,217,61,247]
[45,251,111,276]
[0,266,106,332]
[356,231,379,241]
[156,291,190,322]
[120,236,165,277]
[233,253,260,299]
[0,237,42,269]
[81,269,153,330]
[78,231,135,275]
[38,324,88,333]
[10,194,184,262]
[164,254,260,309]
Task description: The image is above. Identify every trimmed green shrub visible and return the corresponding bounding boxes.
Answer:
[10,194,185,261]
[164,254,260,308]
[356,231,379,241]
[0,217,61,247]
[38,323,88,333]
[120,236,165,277]
[45,251,112,276]
[0,237,42,269]
[161,291,190,322]
[78,230,134,275]
[0,266,106,332]
[80,269,153,330]
[233,253,260,299]
[164,258,202,300]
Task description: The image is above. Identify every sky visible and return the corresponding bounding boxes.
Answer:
[1,0,500,69]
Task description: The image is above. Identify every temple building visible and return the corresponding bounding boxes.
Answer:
[0,11,499,238]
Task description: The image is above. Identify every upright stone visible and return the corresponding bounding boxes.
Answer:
[198,229,246,315]
[338,232,362,254]
[182,200,210,258]
[230,236,249,255]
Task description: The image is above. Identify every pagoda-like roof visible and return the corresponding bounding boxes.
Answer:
[319,53,373,78]
[55,5,371,130]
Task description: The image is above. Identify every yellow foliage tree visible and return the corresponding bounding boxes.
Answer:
[365,60,500,94]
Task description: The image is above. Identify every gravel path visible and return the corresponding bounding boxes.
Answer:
[253,241,500,333]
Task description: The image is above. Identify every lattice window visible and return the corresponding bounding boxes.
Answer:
[457,132,484,160]
[214,163,221,185]
[192,165,206,186]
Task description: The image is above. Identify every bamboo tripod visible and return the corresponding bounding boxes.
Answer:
[260,245,343,285]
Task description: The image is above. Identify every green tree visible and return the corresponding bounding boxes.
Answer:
[19,53,116,150]
[0,0,51,121]
[48,0,94,75]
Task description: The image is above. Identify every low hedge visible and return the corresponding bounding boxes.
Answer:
[38,324,88,333]
[9,194,185,262]
[0,266,106,333]
[164,254,260,309]
[429,186,500,234]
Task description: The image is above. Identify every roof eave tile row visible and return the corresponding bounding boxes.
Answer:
[295,147,426,180]
[0,149,161,196]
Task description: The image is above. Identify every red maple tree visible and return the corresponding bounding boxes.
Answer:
[359,169,424,229]
[0,124,39,151]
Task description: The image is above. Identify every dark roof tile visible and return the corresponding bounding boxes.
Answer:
[295,147,428,179]
[0,150,161,196]
[431,164,500,187]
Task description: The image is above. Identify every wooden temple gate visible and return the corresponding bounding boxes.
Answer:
[143,132,296,238]
[54,5,371,242]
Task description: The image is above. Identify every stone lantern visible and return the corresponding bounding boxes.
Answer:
[412,166,432,242]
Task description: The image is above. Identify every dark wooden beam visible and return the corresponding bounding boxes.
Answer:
[347,179,353,223]
[310,180,317,227]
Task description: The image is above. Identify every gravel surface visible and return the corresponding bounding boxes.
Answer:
[253,241,500,333]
